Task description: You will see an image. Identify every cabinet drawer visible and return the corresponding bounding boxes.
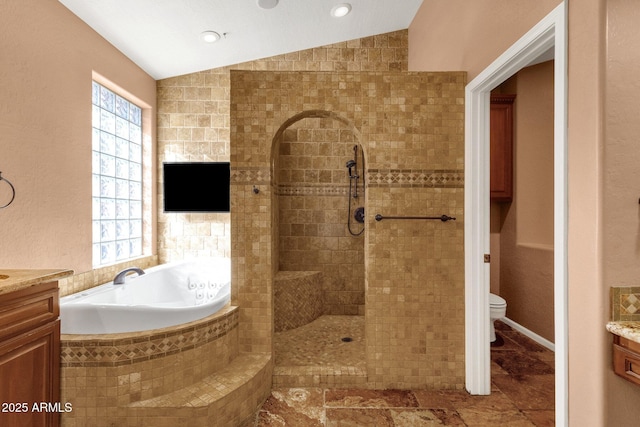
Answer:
[613,342,640,387]
[0,282,59,341]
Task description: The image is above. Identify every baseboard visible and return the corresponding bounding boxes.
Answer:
[501,317,555,352]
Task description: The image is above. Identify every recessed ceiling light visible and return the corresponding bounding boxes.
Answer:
[200,31,221,43]
[257,0,279,9]
[331,3,352,18]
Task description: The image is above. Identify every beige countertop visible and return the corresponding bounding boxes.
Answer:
[0,269,74,294]
[606,321,640,344]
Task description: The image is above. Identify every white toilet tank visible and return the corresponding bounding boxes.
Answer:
[490,293,506,307]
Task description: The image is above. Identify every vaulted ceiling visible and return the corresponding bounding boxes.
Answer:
[59,0,424,79]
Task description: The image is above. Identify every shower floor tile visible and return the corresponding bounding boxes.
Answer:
[260,320,555,426]
[273,315,366,387]
[275,315,365,367]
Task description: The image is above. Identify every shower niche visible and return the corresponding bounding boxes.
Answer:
[273,111,365,316]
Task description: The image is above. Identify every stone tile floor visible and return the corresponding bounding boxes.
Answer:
[255,318,555,426]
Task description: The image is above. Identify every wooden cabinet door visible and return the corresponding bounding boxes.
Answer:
[0,321,60,427]
[490,95,515,202]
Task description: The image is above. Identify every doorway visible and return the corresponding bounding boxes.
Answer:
[464,2,567,426]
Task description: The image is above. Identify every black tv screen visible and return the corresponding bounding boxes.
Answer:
[163,162,230,212]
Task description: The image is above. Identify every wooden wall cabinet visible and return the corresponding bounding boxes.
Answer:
[0,282,60,427]
[490,95,516,202]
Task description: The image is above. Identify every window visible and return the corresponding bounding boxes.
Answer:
[91,81,143,266]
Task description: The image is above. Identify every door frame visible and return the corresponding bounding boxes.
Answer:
[464,2,568,426]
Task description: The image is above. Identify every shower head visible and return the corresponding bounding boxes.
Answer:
[345,160,356,177]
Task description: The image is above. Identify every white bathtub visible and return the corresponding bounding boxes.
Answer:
[60,258,231,334]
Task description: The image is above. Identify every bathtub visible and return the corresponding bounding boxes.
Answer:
[60,258,231,334]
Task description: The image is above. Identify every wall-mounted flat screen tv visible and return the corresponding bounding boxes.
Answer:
[163,162,230,212]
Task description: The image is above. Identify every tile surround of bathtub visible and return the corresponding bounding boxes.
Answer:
[57,255,158,297]
[60,306,238,367]
[611,286,640,321]
[58,306,273,427]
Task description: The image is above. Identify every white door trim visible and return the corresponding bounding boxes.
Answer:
[464,2,568,426]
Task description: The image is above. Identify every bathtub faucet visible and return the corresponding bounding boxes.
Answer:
[113,267,146,285]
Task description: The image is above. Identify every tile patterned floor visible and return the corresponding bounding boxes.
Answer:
[273,315,367,388]
[257,317,555,426]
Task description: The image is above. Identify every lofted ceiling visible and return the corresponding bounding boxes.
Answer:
[59,0,424,80]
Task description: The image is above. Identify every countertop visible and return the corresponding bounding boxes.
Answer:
[606,321,640,344]
[0,269,74,294]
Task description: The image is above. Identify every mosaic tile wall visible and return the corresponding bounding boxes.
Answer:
[277,117,365,314]
[156,30,408,264]
[274,271,324,332]
[230,70,466,388]
[611,286,640,321]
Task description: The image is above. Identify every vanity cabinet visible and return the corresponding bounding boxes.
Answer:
[490,95,516,202]
[0,281,60,427]
[613,335,640,387]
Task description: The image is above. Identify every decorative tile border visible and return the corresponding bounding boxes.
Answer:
[276,184,350,197]
[367,169,464,188]
[611,286,640,321]
[60,306,239,367]
[230,167,271,185]
[232,168,464,190]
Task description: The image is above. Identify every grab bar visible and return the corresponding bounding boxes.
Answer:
[374,214,456,222]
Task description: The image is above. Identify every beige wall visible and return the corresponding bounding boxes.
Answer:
[493,62,555,342]
[515,63,555,248]
[566,1,608,425]
[408,0,561,80]
[411,0,640,425]
[605,0,640,423]
[0,0,157,274]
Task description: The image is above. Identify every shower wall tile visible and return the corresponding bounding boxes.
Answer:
[274,271,324,331]
[158,30,409,354]
[230,69,466,388]
[157,30,409,265]
[277,117,365,315]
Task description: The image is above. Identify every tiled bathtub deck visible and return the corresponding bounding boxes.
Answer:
[263,318,555,426]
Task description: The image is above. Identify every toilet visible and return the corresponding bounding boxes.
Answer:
[489,293,507,342]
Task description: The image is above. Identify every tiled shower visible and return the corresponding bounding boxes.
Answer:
[231,69,465,389]
[276,113,365,315]
[158,30,466,389]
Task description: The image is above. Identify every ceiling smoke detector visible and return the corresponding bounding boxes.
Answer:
[331,3,352,18]
[257,0,279,9]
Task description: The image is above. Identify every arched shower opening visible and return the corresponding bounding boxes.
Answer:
[271,110,366,317]
[270,110,367,386]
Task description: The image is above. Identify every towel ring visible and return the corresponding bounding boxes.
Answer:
[0,172,16,209]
